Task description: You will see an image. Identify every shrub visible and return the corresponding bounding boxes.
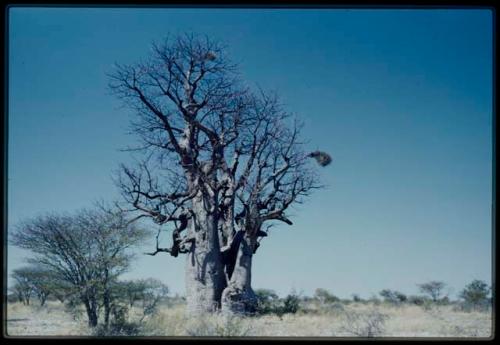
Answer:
[254,289,301,316]
[93,322,142,336]
[93,304,143,336]
[281,293,300,314]
[436,296,451,305]
[407,295,427,306]
[254,289,279,315]
[351,294,364,303]
[379,289,407,305]
[459,280,491,311]
[314,288,340,304]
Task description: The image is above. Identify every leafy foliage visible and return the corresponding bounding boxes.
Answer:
[254,289,279,315]
[281,293,301,315]
[379,289,407,305]
[459,280,491,311]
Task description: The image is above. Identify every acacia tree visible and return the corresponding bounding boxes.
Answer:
[459,280,491,310]
[109,34,330,315]
[417,281,447,303]
[10,268,35,305]
[11,207,148,327]
[11,266,54,306]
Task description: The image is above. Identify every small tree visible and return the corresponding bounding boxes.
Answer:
[26,266,54,306]
[139,279,169,321]
[10,268,35,305]
[459,280,490,311]
[417,281,446,303]
[11,206,148,327]
[118,280,148,307]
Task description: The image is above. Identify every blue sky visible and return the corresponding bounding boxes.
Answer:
[7,8,493,299]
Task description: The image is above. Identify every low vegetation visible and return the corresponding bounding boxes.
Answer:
[6,280,492,338]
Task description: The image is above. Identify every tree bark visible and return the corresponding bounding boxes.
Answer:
[83,299,99,328]
[184,190,226,315]
[103,290,111,328]
[103,269,111,328]
[39,294,47,307]
[221,233,257,315]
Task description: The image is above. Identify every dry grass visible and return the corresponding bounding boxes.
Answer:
[5,301,493,338]
[5,301,91,336]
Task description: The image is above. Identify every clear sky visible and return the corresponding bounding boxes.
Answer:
[7,7,493,299]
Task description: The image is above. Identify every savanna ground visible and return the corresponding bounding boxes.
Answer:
[5,299,492,338]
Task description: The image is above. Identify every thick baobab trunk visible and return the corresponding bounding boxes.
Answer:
[221,233,257,315]
[185,191,226,315]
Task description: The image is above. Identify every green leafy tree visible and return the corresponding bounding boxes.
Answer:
[459,280,490,310]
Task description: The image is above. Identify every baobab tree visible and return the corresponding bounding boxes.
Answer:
[109,33,331,315]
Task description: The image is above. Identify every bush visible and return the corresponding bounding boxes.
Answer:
[459,280,491,311]
[254,289,279,315]
[407,295,427,306]
[281,293,300,314]
[379,289,407,305]
[93,304,143,336]
[436,296,451,305]
[255,290,301,316]
[314,288,340,304]
[351,294,364,303]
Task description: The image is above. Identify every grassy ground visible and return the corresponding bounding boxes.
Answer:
[5,300,492,338]
[5,301,90,336]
